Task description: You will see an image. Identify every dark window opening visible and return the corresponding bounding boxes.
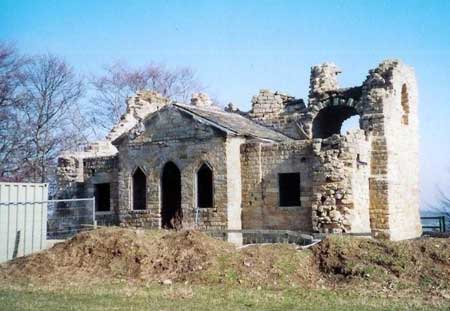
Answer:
[132,168,147,210]
[161,161,182,229]
[312,106,359,138]
[279,173,301,207]
[401,84,409,125]
[95,183,110,212]
[197,164,213,208]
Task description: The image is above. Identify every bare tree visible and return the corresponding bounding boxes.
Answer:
[1,45,203,183]
[430,188,450,219]
[427,170,450,231]
[0,43,28,180]
[89,62,202,133]
[0,43,26,108]
[17,54,84,182]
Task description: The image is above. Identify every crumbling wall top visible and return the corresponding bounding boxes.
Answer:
[191,92,215,108]
[309,62,341,97]
[107,91,170,142]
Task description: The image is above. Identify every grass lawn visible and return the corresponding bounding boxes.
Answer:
[0,282,447,311]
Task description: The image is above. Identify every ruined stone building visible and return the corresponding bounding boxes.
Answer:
[57,60,422,241]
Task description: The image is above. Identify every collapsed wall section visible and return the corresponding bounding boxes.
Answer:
[304,59,421,239]
[79,156,119,225]
[51,153,119,237]
[107,91,170,142]
[311,132,371,234]
[248,90,306,139]
[56,140,118,197]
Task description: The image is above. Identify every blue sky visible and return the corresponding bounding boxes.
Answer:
[1,0,450,207]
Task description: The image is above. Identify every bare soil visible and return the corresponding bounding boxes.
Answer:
[1,227,450,298]
[313,235,450,291]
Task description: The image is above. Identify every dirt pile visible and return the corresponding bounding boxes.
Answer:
[312,235,450,289]
[2,228,450,292]
[0,228,234,283]
[207,244,320,288]
[0,228,320,287]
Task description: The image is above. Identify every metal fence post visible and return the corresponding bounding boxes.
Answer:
[92,196,97,229]
[195,207,199,226]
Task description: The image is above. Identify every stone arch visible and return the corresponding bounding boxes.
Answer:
[155,157,183,175]
[312,105,360,139]
[132,167,147,210]
[401,83,409,125]
[161,161,182,229]
[196,162,214,208]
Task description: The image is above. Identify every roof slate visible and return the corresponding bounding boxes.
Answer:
[173,103,290,142]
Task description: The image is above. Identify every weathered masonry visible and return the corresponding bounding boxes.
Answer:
[57,60,422,241]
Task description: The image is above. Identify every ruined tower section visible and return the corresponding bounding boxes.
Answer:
[301,60,421,239]
[305,63,372,234]
[248,89,306,139]
[362,60,421,240]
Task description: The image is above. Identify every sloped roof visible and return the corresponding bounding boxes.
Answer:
[173,103,290,142]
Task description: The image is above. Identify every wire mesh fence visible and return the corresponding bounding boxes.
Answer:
[47,198,96,239]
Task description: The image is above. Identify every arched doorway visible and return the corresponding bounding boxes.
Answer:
[161,161,182,229]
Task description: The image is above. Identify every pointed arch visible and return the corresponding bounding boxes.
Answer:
[161,161,182,229]
[132,167,147,210]
[197,162,214,208]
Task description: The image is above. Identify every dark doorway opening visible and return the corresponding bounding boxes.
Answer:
[161,161,182,229]
[197,163,213,208]
[95,183,110,212]
[312,106,359,139]
[278,173,301,207]
[133,168,147,210]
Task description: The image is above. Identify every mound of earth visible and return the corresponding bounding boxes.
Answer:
[0,228,319,287]
[312,235,450,289]
[0,228,234,283]
[1,228,449,293]
[208,243,320,288]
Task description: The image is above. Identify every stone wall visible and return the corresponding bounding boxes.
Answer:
[239,132,371,235]
[52,154,119,236]
[56,140,118,196]
[309,63,341,98]
[81,156,119,225]
[115,106,231,230]
[226,137,245,244]
[55,59,422,241]
[302,59,421,239]
[361,60,421,240]
[248,89,306,139]
[240,141,313,231]
[310,132,371,234]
